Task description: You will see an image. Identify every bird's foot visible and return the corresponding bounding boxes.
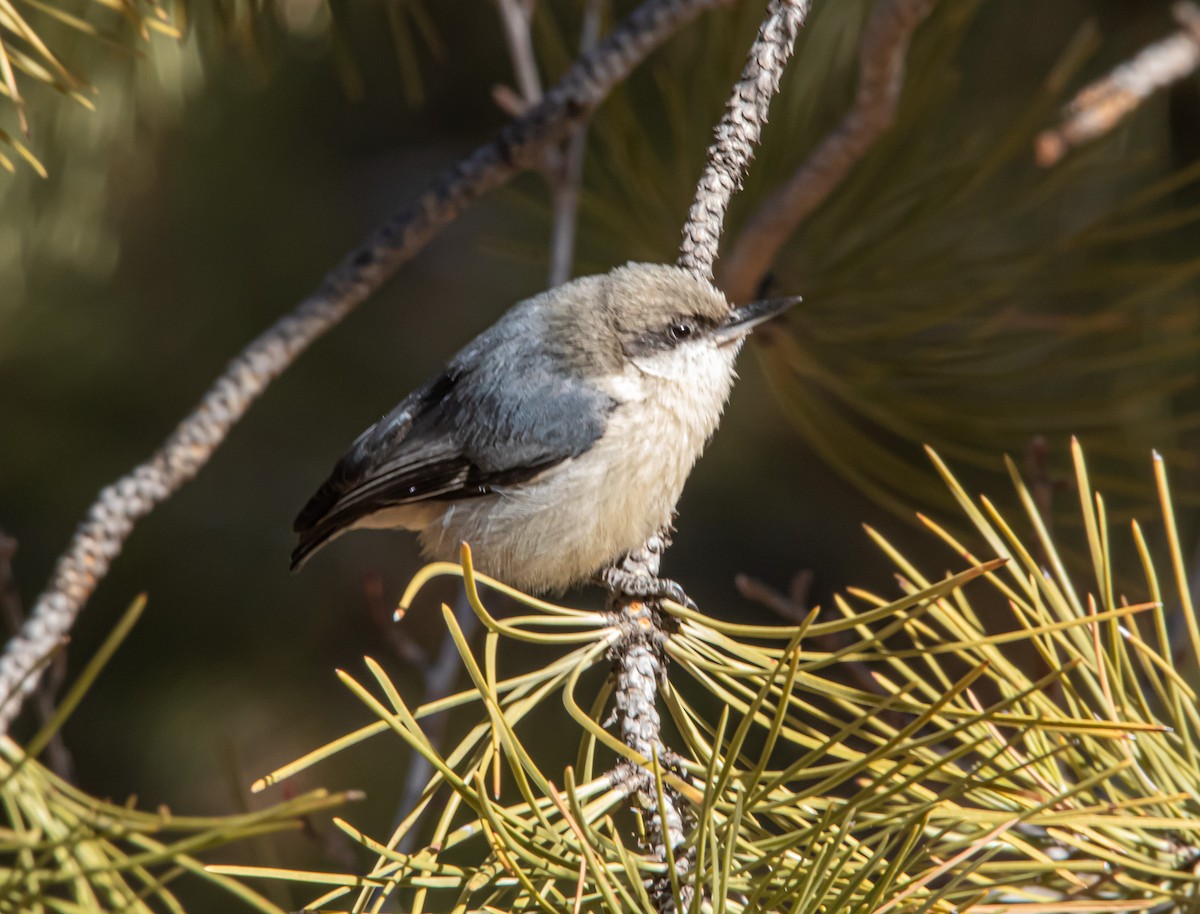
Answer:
[599,566,697,611]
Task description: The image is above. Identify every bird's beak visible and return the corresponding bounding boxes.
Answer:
[714,295,801,345]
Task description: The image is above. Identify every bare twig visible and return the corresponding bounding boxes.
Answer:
[1024,435,1058,540]
[734,568,811,622]
[496,0,544,104]
[550,0,605,287]
[359,546,483,855]
[721,0,937,305]
[606,6,814,910]
[0,530,73,779]
[495,0,604,286]
[736,568,887,705]
[677,0,812,284]
[361,588,479,909]
[0,533,25,642]
[363,572,427,669]
[1036,1,1200,168]
[0,0,728,737]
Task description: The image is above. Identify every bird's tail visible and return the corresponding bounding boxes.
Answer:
[290,522,344,572]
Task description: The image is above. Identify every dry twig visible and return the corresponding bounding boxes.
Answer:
[610,3,813,909]
[721,0,937,305]
[1036,1,1200,167]
[495,0,604,286]
[677,0,811,284]
[734,568,811,622]
[0,530,72,779]
[496,0,544,105]
[551,0,605,287]
[0,0,728,737]
[360,585,480,908]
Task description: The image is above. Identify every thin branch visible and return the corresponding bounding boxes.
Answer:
[549,0,605,287]
[495,0,604,286]
[496,0,544,104]
[607,8,814,909]
[1036,1,1200,168]
[677,0,812,284]
[734,568,811,623]
[393,591,479,855]
[720,0,937,305]
[736,568,889,708]
[363,572,427,669]
[0,0,728,737]
[0,532,25,652]
[0,529,72,779]
[360,589,479,910]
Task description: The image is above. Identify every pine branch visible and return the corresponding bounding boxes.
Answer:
[0,0,178,175]
[677,0,811,283]
[1036,1,1200,167]
[720,0,937,306]
[606,3,813,908]
[0,0,729,738]
[610,600,692,913]
[241,446,1200,914]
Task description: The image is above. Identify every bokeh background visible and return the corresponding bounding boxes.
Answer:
[2,0,1199,907]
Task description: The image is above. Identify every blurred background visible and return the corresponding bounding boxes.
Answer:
[2,0,1200,907]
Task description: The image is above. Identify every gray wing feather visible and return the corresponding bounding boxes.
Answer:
[292,312,614,569]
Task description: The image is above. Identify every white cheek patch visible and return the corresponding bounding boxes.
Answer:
[631,351,676,379]
[602,370,649,402]
[632,341,723,381]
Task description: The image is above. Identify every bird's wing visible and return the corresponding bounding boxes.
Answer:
[291,350,613,569]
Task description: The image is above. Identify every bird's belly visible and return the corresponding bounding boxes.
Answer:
[417,415,704,594]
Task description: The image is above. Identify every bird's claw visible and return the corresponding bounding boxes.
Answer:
[600,568,698,611]
[654,578,698,611]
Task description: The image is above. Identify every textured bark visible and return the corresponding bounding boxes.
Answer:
[677,0,812,284]
[721,0,937,305]
[606,7,814,910]
[610,599,692,914]
[0,0,728,736]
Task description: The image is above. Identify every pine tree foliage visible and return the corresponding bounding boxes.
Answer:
[0,1,437,173]
[0,0,177,175]
[0,2,436,202]
[0,0,437,314]
[0,595,358,913]
[226,442,1200,913]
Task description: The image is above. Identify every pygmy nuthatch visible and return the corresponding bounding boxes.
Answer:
[292,262,796,597]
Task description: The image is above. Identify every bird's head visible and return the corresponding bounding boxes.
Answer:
[560,262,798,383]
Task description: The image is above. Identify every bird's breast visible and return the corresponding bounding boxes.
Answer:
[417,351,738,593]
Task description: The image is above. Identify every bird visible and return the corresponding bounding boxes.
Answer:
[291,262,796,600]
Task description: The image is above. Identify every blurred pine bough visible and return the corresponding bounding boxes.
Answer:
[0,0,438,320]
[0,593,358,913]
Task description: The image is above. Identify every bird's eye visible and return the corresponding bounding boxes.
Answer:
[668,322,695,342]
